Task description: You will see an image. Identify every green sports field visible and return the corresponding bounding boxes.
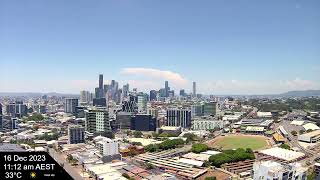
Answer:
[214,135,268,150]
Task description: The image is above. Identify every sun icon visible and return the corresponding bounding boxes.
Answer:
[30,172,37,178]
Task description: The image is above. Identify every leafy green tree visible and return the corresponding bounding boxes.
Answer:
[205,177,217,180]
[280,144,290,150]
[209,148,255,167]
[307,129,313,133]
[191,143,209,153]
[299,130,306,134]
[145,144,160,152]
[67,154,73,162]
[152,132,159,138]
[145,163,155,170]
[183,133,197,142]
[27,114,44,121]
[133,131,143,138]
[291,131,298,136]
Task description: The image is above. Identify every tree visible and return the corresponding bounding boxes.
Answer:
[145,144,159,152]
[122,173,130,179]
[27,114,44,121]
[67,154,73,163]
[280,144,290,150]
[131,142,143,146]
[307,129,313,133]
[307,167,316,180]
[209,148,255,167]
[183,133,197,142]
[152,132,159,138]
[205,177,217,180]
[191,143,209,153]
[291,131,298,136]
[145,163,155,170]
[133,131,143,138]
[299,130,306,134]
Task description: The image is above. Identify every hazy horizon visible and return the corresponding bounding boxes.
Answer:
[1,0,320,94]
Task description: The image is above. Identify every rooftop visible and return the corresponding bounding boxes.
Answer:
[259,147,305,162]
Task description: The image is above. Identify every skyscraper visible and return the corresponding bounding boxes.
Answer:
[150,90,157,101]
[166,108,191,128]
[193,82,197,97]
[137,94,147,113]
[179,89,185,97]
[99,74,103,89]
[165,81,169,97]
[65,98,79,114]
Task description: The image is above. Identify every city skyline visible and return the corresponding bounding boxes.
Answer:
[1,0,320,94]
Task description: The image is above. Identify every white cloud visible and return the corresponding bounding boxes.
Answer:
[120,67,188,90]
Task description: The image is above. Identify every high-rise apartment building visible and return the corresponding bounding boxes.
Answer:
[68,125,85,144]
[137,94,147,113]
[149,90,157,101]
[166,108,191,128]
[85,109,111,134]
[193,82,197,97]
[65,98,79,114]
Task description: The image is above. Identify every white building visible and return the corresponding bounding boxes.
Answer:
[192,116,223,130]
[257,111,272,118]
[253,161,307,180]
[298,130,320,143]
[95,137,119,156]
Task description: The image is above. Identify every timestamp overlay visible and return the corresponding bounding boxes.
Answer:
[0,152,73,179]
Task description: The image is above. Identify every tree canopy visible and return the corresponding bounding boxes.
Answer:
[191,143,209,153]
[145,138,185,152]
[209,148,255,167]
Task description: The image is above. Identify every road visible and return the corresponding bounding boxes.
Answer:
[47,148,84,180]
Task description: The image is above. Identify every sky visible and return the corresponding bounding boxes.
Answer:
[0,0,320,95]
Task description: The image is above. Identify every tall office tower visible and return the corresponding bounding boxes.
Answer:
[16,104,27,116]
[64,98,79,114]
[166,108,191,128]
[137,94,147,113]
[85,109,111,134]
[99,74,103,89]
[68,125,85,144]
[123,84,129,98]
[165,81,169,97]
[80,91,86,103]
[149,90,157,101]
[193,82,197,97]
[0,103,2,115]
[203,101,217,116]
[179,89,185,97]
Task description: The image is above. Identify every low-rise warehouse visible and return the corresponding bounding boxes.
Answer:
[258,147,305,163]
[298,130,320,143]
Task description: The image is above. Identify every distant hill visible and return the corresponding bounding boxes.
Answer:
[280,90,320,97]
[0,92,79,97]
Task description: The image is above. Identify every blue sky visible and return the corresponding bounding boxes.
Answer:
[0,0,319,94]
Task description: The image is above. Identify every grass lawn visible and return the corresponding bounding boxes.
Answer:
[215,136,268,150]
